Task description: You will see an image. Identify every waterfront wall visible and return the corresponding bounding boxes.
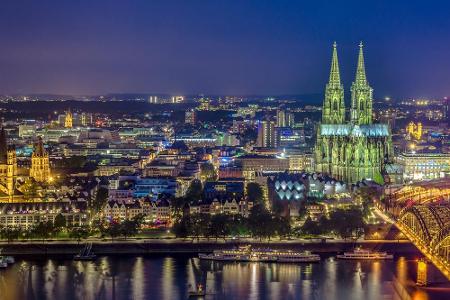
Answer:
[0,240,418,256]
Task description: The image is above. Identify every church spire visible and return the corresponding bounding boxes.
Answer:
[329,42,341,86]
[355,41,367,84]
[322,42,345,124]
[351,42,373,125]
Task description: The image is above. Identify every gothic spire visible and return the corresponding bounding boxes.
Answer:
[350,42,373,125]
[322,42,345,124]
[355,41,367,84]
[329,42,341,86]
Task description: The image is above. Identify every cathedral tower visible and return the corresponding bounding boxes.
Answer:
[350,42,373,125]
[322,42,345,124]
[30,136,51,183]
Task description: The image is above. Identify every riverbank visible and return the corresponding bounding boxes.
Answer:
[0,239,417,256]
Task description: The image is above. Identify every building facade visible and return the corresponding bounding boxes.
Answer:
[314,43,392,183]
[30,137,51,183]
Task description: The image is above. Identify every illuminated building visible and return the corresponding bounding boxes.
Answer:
[276,109,294,128]
[406,121,422,140]
[30,137,51,183]
[0,128,18,202]
[314,42,392,183]
[256,120,277,148]
[171,96,184,103]
[0,201,88,228]
[64,110,73,128]
[185,109,197,125]
[148,96,159,103]
[198,98,211,110]
[395,152,450,181]
[237,154,289,181]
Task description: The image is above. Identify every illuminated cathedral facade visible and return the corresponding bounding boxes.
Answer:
[314,42,393,184]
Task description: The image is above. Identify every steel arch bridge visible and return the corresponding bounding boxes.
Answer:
[397,204,450,280]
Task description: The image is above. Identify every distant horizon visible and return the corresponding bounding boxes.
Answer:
[0,92,446,102]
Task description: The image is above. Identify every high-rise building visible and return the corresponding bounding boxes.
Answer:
[185,109,197,125]
[0,128,17,201]
[148,96,158,104]
[257,120,277,148]
[276,109,295,128]
[314,42,392,183]
[30,136,51,183]
[171,96,184,103]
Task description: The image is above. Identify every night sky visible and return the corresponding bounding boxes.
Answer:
[0,0,449,99]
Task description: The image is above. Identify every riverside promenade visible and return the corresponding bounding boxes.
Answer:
[0,238,417,256]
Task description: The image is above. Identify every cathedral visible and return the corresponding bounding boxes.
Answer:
[314,42,393,184]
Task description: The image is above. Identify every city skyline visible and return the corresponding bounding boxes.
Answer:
[0,1,450,98]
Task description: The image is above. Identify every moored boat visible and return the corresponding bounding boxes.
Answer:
[74,243,97,261]
[199,245,320,263]
[337,248,393,260]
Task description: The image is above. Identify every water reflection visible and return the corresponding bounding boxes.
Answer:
[0,255,447,300]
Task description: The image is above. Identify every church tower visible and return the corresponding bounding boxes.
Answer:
[30,136,51,183]
[350,42,373,125]
[0,128,17,201]
[65,110,73,128]
[322,42,345,124]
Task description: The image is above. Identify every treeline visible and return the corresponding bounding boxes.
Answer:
[173,204,291,241]
[173,205,365,241]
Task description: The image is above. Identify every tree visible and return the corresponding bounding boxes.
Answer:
[200,163,218,181]
[300,217,322,236]
[248,205,275,240]
[172,215,191,239]
[246,182,264,205]
[53,213,66,234]
[328,208,365,240]
[228,215,249,238]
[0,227,21,243]
[93,187,109,212]
[106,222,122,240]
[31,222,53,242]
[120,220,140,239]
[185,180,203,203]
[209,214,230,241]
[275,216,291,240]
[190,213,210,241]
[68,226,90,243]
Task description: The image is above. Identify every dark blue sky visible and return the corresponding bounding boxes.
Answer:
[0,0,449,98]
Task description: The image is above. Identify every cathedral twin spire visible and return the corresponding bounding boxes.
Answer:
[322,42,345,124]
[322,42,373,125]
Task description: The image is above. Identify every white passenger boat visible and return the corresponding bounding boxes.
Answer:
[337,248,393,260]
[199,245,320,263]
[0,257,8,268]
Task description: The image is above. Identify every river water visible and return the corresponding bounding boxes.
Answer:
[0,255,448,300]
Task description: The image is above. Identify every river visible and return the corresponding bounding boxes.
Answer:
[0,255,448,299]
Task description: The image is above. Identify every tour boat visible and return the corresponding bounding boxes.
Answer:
[0,258,7,268]
[337,248,393,260]
[0,249,14,267]
[74,243,97,261]
[199,245,320,263]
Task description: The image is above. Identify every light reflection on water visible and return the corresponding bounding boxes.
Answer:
[0,255,447,300]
